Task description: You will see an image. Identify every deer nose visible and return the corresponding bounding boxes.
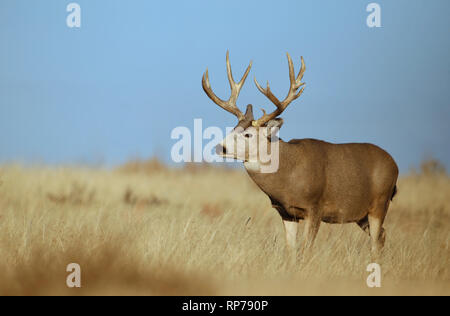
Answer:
[216,144,227,155]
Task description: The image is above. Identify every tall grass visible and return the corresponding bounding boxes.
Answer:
[0,161,448,295]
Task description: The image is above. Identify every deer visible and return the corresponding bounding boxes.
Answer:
[202,51,398,256]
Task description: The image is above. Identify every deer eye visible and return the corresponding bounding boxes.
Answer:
[244,133,253,138]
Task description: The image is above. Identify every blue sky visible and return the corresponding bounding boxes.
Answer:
[0,0,449,172]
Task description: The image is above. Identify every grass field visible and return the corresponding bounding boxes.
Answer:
[0,160,448,295]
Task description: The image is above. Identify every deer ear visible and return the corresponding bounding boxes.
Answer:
[244,104,254,121]
[265,118,283,138]
[235,104,254,130]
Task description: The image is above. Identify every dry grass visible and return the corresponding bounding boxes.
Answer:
[0,161,448,296]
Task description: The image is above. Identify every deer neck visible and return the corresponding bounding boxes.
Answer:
[243,139,287,174]
[243,139,291,203]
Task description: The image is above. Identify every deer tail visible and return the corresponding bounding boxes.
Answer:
[390,185,397,201]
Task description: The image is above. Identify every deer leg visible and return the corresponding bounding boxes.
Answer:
[367,198,390,257]
[368,213,387,257]
[368,215,383,256]
[357,214,385,242]
[357,215,370,234]
[282,220,298,250]
[300,213,321,253]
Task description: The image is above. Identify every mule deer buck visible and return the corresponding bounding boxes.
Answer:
[202,51,398,255]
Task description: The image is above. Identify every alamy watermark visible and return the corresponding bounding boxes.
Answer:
[366,263,381,288]
[66,263,81,288]
[366,3,381,28]
[66,3,81,28]
[65,3,381,29]
[170,119,280,173]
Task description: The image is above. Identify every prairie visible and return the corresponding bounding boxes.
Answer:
[0,160,448,295]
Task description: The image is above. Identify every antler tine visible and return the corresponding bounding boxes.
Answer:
[202,51,252,121]
[297,56,306,84]
[252,53,306,127]
[226,51,252,106]
[287,53,296,89]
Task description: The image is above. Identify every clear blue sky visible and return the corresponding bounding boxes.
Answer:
[0,0,449,172]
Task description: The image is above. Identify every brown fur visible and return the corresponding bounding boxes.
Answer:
[245,137,398,254]
[247,138,398,222]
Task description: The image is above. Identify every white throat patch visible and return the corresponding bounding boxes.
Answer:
[244,161,261,173]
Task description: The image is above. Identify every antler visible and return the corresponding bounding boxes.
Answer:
[202,51,252,121]
[252,53,305,127]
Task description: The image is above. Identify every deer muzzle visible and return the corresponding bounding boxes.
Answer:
[215,144,227,156]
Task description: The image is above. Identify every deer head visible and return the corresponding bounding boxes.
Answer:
[202,51,305,164]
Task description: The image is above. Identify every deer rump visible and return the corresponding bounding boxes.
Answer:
[246,138,399,224]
